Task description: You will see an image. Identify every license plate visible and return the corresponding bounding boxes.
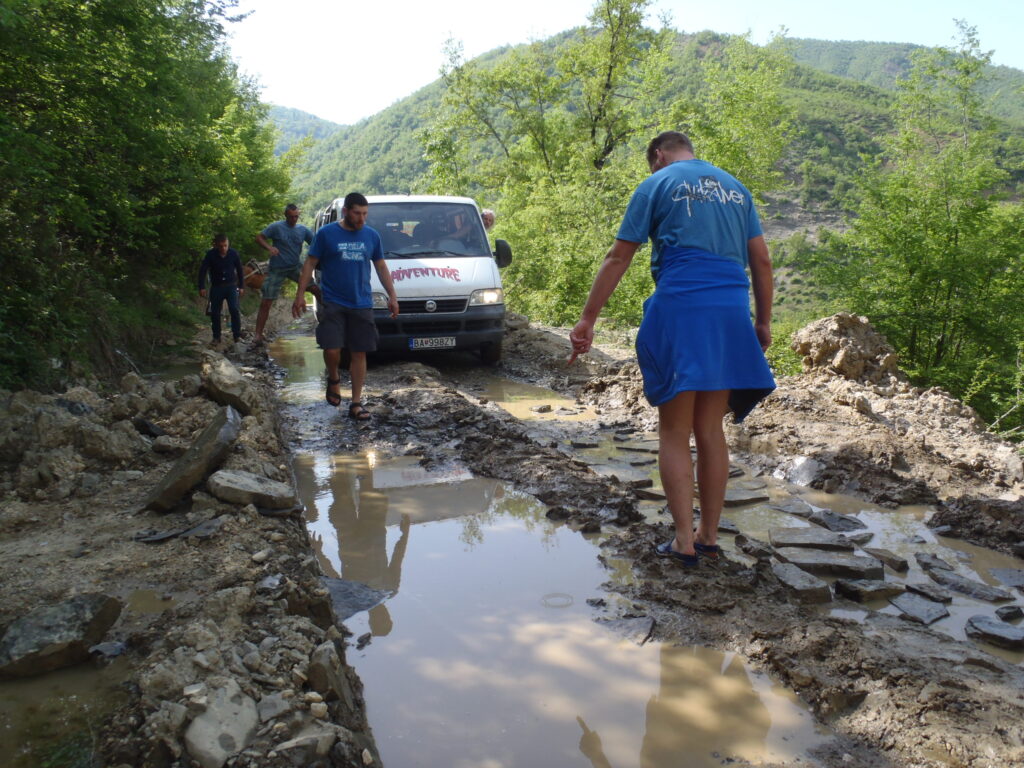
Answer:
[409,336,456,350]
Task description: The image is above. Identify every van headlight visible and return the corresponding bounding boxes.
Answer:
[469,288,504,306]
[372,292,389,309]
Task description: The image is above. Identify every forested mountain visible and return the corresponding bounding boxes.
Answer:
[273,31,1024,215]
[267,105,343,155]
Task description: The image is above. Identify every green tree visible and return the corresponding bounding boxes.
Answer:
[810,24,1024,433]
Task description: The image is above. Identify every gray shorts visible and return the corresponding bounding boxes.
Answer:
[261,264,303,300]
[315,302,378,352]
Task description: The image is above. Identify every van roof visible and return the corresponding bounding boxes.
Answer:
[328,195,478,207]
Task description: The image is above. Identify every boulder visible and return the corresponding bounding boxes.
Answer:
[889,593,949,625]
[771,562,832,603]
[184,679,258,768]
[0,594,122,677]
[201,352,259,416]
[965,615,1024,650]
[143,406,241,512]
[768,527,854,551]
[774,548,883,579]
[207,469,296,509]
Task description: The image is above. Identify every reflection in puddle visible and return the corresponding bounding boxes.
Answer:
[293,450,831,767]
[126,588,176,614]
[475,376,597,422]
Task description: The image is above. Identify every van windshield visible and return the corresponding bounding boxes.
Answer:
[367,202,490,258]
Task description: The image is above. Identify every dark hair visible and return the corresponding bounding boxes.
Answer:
[343,192,368,209]
[284,203,299,214]
[646,131,694,166]
[212,233,228,244]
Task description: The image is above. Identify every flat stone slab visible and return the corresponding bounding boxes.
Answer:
[915,553,954,572]
[844,530,874,545]
[615,440,659,454]
[965,615,1024,649]
[774,548,883,579]
[768,499,814,519]
[634,488,667,502]
[768,527,854,551]
[996,605,1024,622]
[734,479,767,491]
[989,568,1024,590]
[808,509,867,532]
[0,594,123,677]
[771,562,832,603]
[207,469,297,509]
[889,593,949,625]
[723,489,770,507]
[321,578,389,621]
[926,568,1013,602]
[863,547,909,573]
[184,679,258,768]
[905,582,953,603]
[144,406,241,512]
[835,579,905,602]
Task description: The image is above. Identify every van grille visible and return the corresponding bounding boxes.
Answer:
[398,298,467,314]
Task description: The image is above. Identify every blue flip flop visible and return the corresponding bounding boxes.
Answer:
[655,540,699,568]
[694,542,721,560]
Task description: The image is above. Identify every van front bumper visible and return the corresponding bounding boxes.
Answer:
[372,303,505,353]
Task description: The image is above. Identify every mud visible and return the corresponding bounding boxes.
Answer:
[2,305,1024,767]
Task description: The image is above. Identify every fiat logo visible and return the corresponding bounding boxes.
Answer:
[425,300,437,313]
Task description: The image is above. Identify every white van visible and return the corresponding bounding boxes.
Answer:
[313,195,512,363]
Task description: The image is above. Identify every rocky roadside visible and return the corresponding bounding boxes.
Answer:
[0,318,379,766]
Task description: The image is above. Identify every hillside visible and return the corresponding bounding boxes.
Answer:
[267,104,344,155]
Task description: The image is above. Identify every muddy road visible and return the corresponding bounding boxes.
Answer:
[2,309,1023,768]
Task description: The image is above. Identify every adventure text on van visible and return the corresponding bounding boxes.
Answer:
[313,195,512,363]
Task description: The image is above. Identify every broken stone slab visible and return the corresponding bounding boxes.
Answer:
[615,440,659,454]
[996,605,1024,622]
[774,548,883,580]
[844,530,874,545]
[595,616,655,645]
[768,527,854,551]
[915,553,954,572]
[144,406,241,512]
[308,641,355,709]
[734,534,774,561]
[863,547,909,573]
[184,679,258,768]
[633,488,666,502]
[808,509,867,532]
[905,582,953,603]
[201,353,259,416]
[207,469,296,509]
[889,593,950,625]
[768,499,814,519]
[989,568,1024,590]
[257,692,291,722]
[925,568,1013,602]
[723,488,770,507]
[771,562,832,604]
[321,578,389,622]
[834,579,905,602]
[0,594,123,677]
[965,615,1024,650]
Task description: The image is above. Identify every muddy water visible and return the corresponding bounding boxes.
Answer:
[273,333,834,768]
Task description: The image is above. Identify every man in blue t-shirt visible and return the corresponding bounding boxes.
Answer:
[253,204,323,345]
[293,192,399,421]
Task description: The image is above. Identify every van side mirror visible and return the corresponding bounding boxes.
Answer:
[493,239,512,268]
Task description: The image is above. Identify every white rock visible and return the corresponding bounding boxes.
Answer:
[184,680,258,768]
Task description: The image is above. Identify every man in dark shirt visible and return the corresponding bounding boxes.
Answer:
[198,234,245,346]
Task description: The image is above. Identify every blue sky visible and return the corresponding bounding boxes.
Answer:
[228,0,1024,125]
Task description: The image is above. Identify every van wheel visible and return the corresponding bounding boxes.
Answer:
[480,341,502,365]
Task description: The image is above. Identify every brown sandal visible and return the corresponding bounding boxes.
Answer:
[348,402,371,421]
[325,377,342,407]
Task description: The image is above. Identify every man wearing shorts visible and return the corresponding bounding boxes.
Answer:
[292,192,399,420]
[253,204,322,344]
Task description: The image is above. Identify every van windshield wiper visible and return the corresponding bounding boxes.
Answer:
[385,249,464,258]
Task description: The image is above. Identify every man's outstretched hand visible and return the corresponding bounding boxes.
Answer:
[291,296,307,319]
[568,319,594,365]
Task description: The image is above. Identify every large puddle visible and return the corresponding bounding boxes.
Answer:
[273,331,1024,767]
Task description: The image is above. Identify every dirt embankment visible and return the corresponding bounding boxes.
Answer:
[0,308,377,766]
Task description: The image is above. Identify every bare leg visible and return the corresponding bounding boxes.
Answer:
[693,390,731,547]
[253,298,273,342]
[657,391,697,556]
[349,350,367,406]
